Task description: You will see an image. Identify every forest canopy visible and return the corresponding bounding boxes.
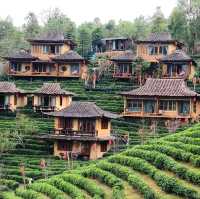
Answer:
[0,0,199,58]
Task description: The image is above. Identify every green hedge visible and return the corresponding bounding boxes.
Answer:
[124,148,200,185]
[27,182,66,199]
[61,173,104,198]
[47,177,86,199]
[108,155,200,199]
[97,161,159,199]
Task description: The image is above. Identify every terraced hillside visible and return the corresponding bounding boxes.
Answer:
[1,123,200,199]
[0,76,194,186]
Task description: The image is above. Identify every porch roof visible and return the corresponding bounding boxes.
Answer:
[0,82,24,93]
[45,101,120,119]
[33,83,75,96]
[121,78,199,97]
[111,51,136,62]
[3,51,37,61]
[159,50,193,62]
[52,50,84,61]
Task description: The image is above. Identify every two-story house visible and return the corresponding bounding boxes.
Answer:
[32,83,75,112]
[121,78,200,129]
[42,102,119,160]
[4,32,88,79]
[136,32,195,80]
[0,82,27,111]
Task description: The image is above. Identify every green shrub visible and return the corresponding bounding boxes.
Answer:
[27,182,66,199]
[108,155,199,199]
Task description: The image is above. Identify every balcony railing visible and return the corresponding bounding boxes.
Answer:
[113,72,132,78]
[33,105,56,112]
[0,104,10,110]
[52,129,97,137]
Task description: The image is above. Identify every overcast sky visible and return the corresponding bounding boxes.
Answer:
[0,0,177,26]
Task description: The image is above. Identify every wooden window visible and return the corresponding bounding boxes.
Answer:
[127,100,142,112]
[59,118,73,129]
[101,118,108,129]
[71,65,80,75]
[60,96,63,106]
[100,142,107,152]
[57,141,65,150]
[14,95,17,106]
[66,142,73,151]
[79,119,95,133]
[159,100,176,111]
[193,100,196,113]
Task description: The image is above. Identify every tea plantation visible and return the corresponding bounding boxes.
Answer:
[0,76,198,199]
[1,122,200,199]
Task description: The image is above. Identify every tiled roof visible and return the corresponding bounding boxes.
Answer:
[52,51,84,61]
[0,82,23,93]
[34,83,75,95]
[121,78,198,97]
[46,102,120,118]
[111,51,136,62]
[28,31,76,46]
[137,32,176,43]
[3,51,37,60]
[160,50,192,62]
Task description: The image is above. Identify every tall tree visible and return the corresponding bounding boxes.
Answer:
[77,24,92,57]
[23,12,40,39]
[43,8,76,40]
[134,16,150,39]
[168,7,188,42]
[151,7,168,33]
[104,20,116,37]
[116,20,136,38]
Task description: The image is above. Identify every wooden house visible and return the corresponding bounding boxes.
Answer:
[93,37,133,58]
[159,50,196,80]
[33,83,74,112]
[111,51,136,79]
[4,32,88,79]
[121,78,200,129]
[0,82,27,111]
[132,32,196,80]
[136,32,183,63]
[42,102,119,160]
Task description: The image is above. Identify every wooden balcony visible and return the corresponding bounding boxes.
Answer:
[55,129,97,137]
[123,109,192,119]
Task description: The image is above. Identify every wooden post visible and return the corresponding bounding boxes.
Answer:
[19,163,26,188]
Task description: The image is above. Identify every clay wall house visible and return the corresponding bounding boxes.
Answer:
[32,83,74,112]
[121,78,200,129]
[0,82,27,111]
[159,50,196,80]
[41,102,119,160]
[3,32,87,79]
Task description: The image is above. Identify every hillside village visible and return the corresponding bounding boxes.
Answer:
[0,1,200,199]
